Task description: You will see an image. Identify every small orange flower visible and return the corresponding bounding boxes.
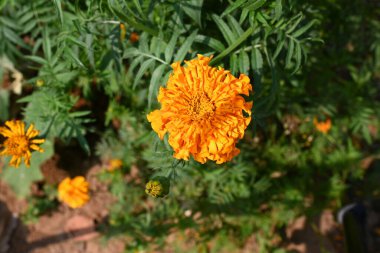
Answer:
[0,120,45,167]
[129,32,139,43]
[107,159,123,172]
[58,176,90,208]
[313,117,332,134]
[120,23,126,41]
[147,55,252,164]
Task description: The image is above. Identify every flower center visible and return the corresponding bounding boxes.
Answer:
[188,93,215,121]
[4,135,29,156]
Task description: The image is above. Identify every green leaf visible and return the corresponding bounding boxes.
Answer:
[133,58,155,89]
[292,19,317,38]
[42,28,52,62]
[107,0,158,36]
[227,15,244,37]
[181,0,203,27]
[24,55,48,65]
[230,53,238,75]
[292,42,302,74]
[239,50,250,74]
[285,39,294,68]
[132,0,144,16]
[251,47,263,70]
[221,0,247,17]
[194,35,225,52]
[243,0,266,11]
[148,64,167,108]
[210,26,254,65]
[212,14,236,46]
[53,0,64,25]
[274,0,282,20]
[287,13,303,34]
[165,32,179,62]
[273,39,285,60]
[174,30,198,62]
[66,48,86,69]
[3,27,29,49]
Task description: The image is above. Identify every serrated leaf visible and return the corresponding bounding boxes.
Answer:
[221,0,247,17]
[212,14,236,46]
[174,30,198,62]
[3,27,29,49]
[132,0,144,16]
[275,0,282,20]
[287,13,303,34]
[53,0,64,25]
[239,8,249,24]
[211,26,254,65]
[133,58,155,89]
[194,35,225,52]
[227,14,244,37]
[251,47,263,70]
[42,28,52,61]
[148,64,167,108]
[24,55,48,65]
[273,39,285,60]
[243,0,266,11]
[165,32,179,62]
[239,50,250,74]
[66,48,86,69]
[292,19,317,38]
[292,42,302,74]
[285,39,294,68]
[181,0,203,27]
[230,53,238,75]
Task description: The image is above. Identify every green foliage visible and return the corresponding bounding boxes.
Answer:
[0,0,380,252]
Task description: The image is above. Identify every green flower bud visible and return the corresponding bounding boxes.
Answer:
[145,176,170,198]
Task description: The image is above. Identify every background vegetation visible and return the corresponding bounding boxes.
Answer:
[1,0,380,252]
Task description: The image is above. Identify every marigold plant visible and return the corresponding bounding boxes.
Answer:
[58,176,90,208]
[147,55,252,164]
[0,120,45,167]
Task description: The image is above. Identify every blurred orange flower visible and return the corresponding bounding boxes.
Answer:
[129,32,139,43]
[119,23,126,41]
[313,117,332,134]
[147,55,252,164]
[0,120,45,167]
[107,159,123,172]
[58,176,90,208]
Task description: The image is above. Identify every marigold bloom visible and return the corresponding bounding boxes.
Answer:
[0,120,45,167]
[58,176,90,208]
[145,176,170,198]
[313,117,332,134]
[107,159,123,172]
[147,55,252,164]
[129,32,139,43]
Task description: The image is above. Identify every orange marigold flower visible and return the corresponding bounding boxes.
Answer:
[107,159,123,172]
[129,32,139,43]
[147,55,253,164]
[313,117,332,134]
[58,176,90,208]
[0,120,45,167]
